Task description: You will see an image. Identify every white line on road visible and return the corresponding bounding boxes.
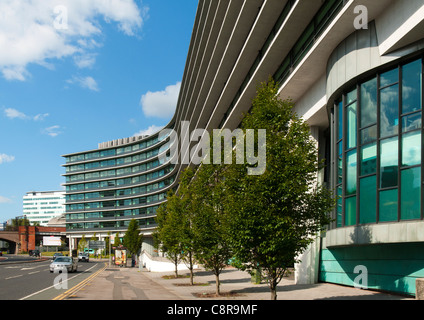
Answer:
[5,275,23,280]
[19,263,99,300]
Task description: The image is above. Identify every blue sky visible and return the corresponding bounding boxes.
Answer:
[0,0,198,222]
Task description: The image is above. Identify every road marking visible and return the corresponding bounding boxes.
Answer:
[19,263,101,300]
[6,275,23,279]
[52,262,107,300]
[29,271,40,275]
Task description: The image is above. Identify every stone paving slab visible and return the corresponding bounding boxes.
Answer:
[67,266,412,301]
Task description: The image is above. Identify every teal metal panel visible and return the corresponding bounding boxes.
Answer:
[320,243,424,296]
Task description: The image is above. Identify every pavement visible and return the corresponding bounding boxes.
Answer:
[64,260,413,301]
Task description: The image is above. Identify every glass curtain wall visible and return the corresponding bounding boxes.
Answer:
[333,57,423,228]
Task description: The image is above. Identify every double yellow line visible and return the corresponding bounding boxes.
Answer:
[53,262,108,300]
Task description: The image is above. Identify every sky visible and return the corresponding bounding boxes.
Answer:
[0,0,198,222]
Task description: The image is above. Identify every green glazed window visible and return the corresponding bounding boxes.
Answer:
[401,167,421,221]
[402,60,422,114]
[360,175,377,224]
[379,189,398,222]
[345,196,357,226]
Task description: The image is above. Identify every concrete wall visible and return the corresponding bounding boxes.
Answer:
[139,251,198,273]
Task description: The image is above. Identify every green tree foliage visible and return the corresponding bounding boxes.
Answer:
[224,79,335,300]
[154,189,185,278]
[177,167,197,285]
[78,235,87,252]
[189,161,233,296]
[123,219,143,256]
[114,232,122,247]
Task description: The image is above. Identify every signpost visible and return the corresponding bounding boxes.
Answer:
[88,240,105,258]
[109,235,115,268]
[88,240,105,249]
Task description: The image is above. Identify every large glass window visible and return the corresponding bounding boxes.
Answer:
[360,175,376,224]
[333,57,423,228]
[345,197,356,226]
[379,189,398,222]
[380,84,399,138]
[346,150,357,195]
[347,102,357,149]
[401,167,421,221]
[380,137,398,188]
[402,60,422,114]
[360,78,377,127]
[360,143,377,176]
[402,131,421,167]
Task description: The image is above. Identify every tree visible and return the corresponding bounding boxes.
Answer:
[177,166,197,285]
[104,231,111,257]
[224,79,335,300]
[78,235,87,252]
[189,161,233,296]
[114,232,122,247]
[6,217,30,231]
[154,189,185,278]
[123,219,143,256]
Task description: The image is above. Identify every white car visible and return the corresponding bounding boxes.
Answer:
[49,256,78,273]
[78,252,89,262]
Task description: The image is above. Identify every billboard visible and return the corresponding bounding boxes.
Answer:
[43,236,62,246]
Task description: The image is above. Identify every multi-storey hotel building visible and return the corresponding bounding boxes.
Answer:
[63,0,424,296]
[62,135,176,254]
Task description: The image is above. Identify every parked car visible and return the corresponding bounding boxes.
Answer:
[78,252,89,262]
[52,252,64,261]
[49,257,78,273]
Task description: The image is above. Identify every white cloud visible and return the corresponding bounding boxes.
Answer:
[74,53,97,69]
[0,0,148,81]
[4,108,49,121]
[140,82,181,119]
[34,113,50,121]
[0,153,15,164]
[43,125,62,137]
[67,75,99,91]
[0,196,12,204]
[133,125,164,137]
[4,107,27,120]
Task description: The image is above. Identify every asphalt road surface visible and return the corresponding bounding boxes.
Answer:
[0,257,105,300]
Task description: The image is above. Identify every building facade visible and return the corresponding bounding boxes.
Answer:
[171,0,424,296]
[62,0,424,296]
[62,135,177,254]
[23,191,66,226]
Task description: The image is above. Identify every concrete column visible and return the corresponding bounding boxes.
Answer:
[294,126,322,285]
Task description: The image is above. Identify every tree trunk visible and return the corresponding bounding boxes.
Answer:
[215,274,220,296]
[189,252,194,285]
[174,260,178,278]
[270,279,277,300]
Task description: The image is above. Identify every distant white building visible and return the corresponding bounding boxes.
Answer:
[23,191,66,226]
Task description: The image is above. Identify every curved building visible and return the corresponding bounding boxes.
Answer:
[63,0,424,296]
[63,134,177,254]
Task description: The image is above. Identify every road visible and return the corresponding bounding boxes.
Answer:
[0,256,106,300]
